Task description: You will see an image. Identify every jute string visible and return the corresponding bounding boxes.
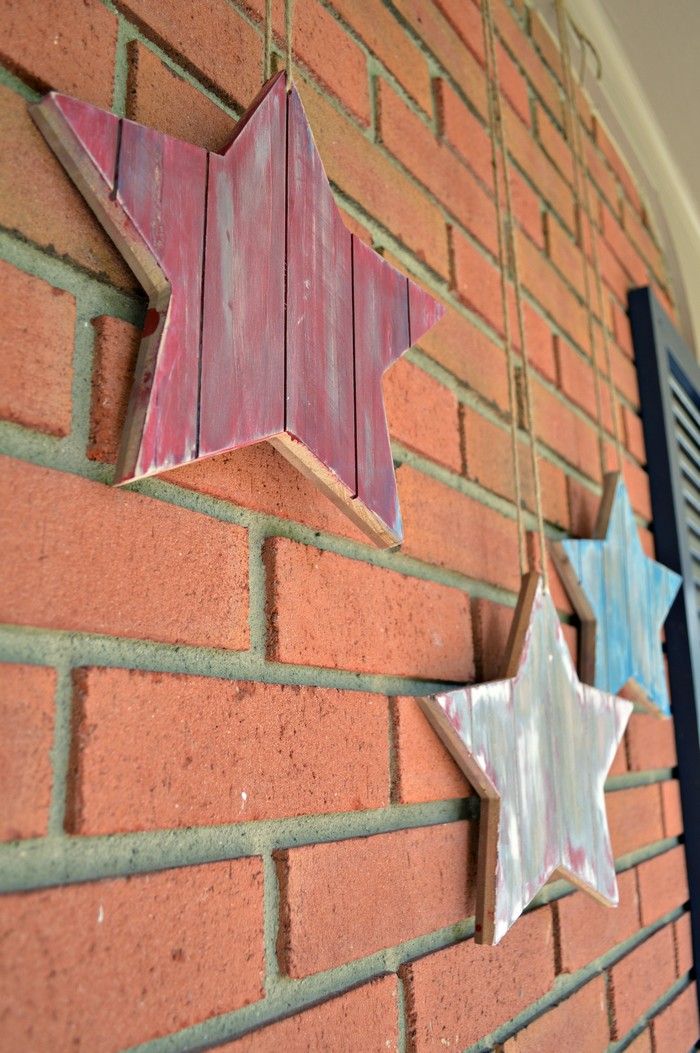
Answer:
[555,0,624,473]
[482,0,549,587]
[262,0,294,89]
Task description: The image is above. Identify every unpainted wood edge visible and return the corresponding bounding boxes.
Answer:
[270,433,401,547]
[618,677,666,719]
[554,866,618,908]
[501,571,541,680]
[549,540,597,684]
[594,470,622,539]
[417,695,502,944]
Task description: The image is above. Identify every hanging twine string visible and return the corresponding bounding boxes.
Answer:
[482,0,549,588]
[263,0,272,83]
[555,0,625,473]
[285,0,294,90]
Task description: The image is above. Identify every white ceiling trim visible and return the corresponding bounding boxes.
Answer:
[539,0,700,351]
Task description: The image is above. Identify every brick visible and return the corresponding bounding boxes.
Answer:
[556,338,617,437]
[391,695,472,804]
[530,12,564,84]
[593,116,642,216]
[597,228,632,306]
[637,846,689,927]
[510,295,557,382]
[537,104,573,183]
[600,201,648,288]
[609,923,677,1039]
[276,823,475,976]
[503,975,610,1052]
[584,138,620,213]
[463,411,568,527]
[622,200,665,286]
[471,596,516,680]
[496,40,530,129]
[393,0,487,112]
[115,0,260,112]
[330,0,432,113]
[434,0,484,64]
[504,102,576,233]
[88,316,369,542]
[420,310,509,411]
[379,80,497,255]
[545,213,588,304]
[626,711,677,771]
[624,1029,653,1053]
[507,166,545,250]
[69,668,389,834]
[0,457,249,649]
[608,732,628,776]
[516,231,589,351]
[623,405,646,464]
[0,261,75,437]
[661,780,684,840]
[0,85,134,289]
[494,0,563,121]
[0,663,55,841]
[652,983,700,1052]
[384,359,462,474]
[403,907,555,1052]
[436,80,492,184]
[555,867,639,973]
[606,784,665,860]
[398,465,522,593]
[0,0,117,108]
[622,457,652,521]
[265,537,473,680]
[126,41,235,150]
[532,379,601,481]
[612,342,640,409]
[0,860,264,1052]
[610,299,635,359]
[566,477,600,536]
[296,77,449,277]
[675,911,693,976]
[247,0,370,125]
[223,976,400,1052]
[451,228,504,336]
[88,315,140,463]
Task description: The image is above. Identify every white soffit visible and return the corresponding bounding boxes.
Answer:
[533,0,700,353]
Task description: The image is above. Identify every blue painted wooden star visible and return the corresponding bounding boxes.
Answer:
[420,573,632,945]
[555,472,682,716]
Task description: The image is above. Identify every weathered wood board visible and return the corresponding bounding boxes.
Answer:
[551,472,682,716]
[419,572,633,945]
[31,72,445,547]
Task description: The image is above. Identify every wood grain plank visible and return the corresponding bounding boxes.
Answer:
[352,236,409,545]
[115,121,207,480]
[41,93,119,187]
[199,72,286,457]
[284,83,355,495]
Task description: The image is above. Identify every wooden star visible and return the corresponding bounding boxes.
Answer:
[552,472,682,716]
[31,72,444,547]
[419,572,632,945]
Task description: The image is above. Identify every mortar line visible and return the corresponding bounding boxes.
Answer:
[246,525,269,658]
[262,852,282,993]
[461,905,686,1053]
[605,972,693,1053]
[46,663,76,835]
[0,798,478,893]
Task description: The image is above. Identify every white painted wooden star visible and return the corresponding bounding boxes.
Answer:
[552,472,682,717]
[419,572,632,945]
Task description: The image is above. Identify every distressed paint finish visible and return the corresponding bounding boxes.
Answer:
[31,74,444,547]
[552,472,682,716]
[419,573,632,945]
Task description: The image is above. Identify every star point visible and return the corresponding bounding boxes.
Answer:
[420,572,632,945]
[553,471,682,716]
[31,72,444,546]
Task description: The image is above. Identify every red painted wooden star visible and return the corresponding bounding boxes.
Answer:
[420,573,632,945]
[32,72,444,546]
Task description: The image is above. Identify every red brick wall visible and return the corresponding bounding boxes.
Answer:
[0,0,697,1050]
